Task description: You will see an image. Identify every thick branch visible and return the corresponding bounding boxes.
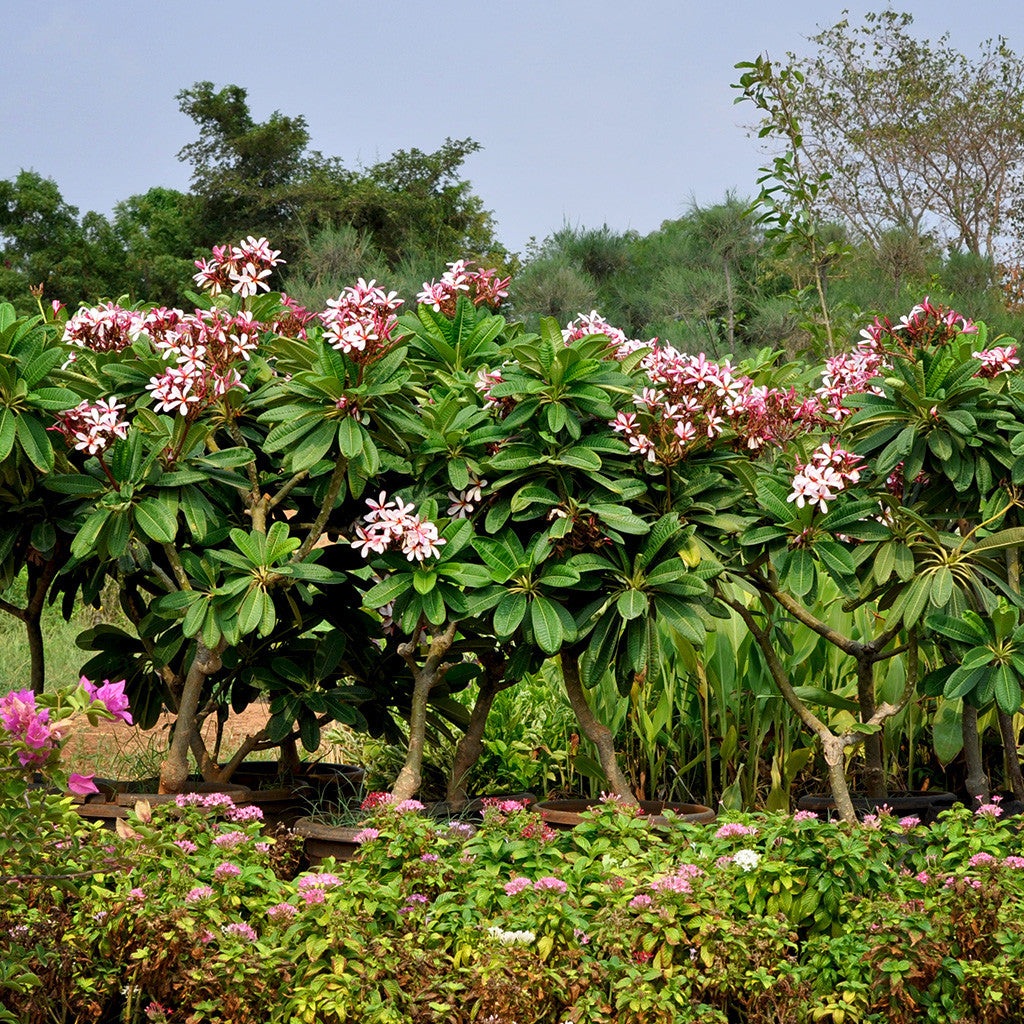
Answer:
[292,456,347,562]
[762,575,862,656]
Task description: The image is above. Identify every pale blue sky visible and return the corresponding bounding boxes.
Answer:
[3,1,1021,254]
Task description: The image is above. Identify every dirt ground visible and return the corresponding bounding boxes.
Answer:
[61,703,275,778]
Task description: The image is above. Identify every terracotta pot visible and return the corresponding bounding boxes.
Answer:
[796,790,957,823]
[534,798,716,830]
[293,816,366,865]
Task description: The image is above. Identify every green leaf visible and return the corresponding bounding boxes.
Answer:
[337,416,363,459]
[786,548,815,598]
[493,591,528,637]
[70,508,110,559]
[530,595,564,654]
[364,574,410,608]
[926,613,989,647]
[15,414,54,472]
[616,589,649,621]
[994,664,1022,713]
[0,409,15,460]
[134,497,178,543]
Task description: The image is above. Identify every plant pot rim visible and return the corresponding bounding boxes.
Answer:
[534,798,716,828]
[293,815,367,842]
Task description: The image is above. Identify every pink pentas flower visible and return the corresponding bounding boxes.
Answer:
[714,822,758,840]
[534,877,568,894]
[297,873,341,892]
[213,863,242,881]
[222,921,257,943]
[267,902,297,923]
[213,831,248,850]
[185,886,214,903]
[352,827,380,844]
[503,876,532,896]
[792,810,818,823]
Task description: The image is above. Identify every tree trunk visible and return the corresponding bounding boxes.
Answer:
[159,640,227,793]
[961,702,988,807]
[26,611,44,696]
[561,650,637,804]
[998,708,1024,801]
[446,679,499,810]
[857,655,887,799]
[391,623,458,803]
[822,735,857,823]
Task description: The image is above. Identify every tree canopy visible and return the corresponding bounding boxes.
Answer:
[776,10,1024,260]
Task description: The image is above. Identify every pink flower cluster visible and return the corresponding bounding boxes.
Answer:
[51,397,129,456]
[272,294,317,340]
[650,863,704,895]
[139,307,258,418]
[417,260,510,316]
[192,236,284,298]
[811,341,886,422]
[82,677,133,725]
[319,278,403,361]
[787,443,864,514]
[297,872,341,892]
[351,493,446,562]
[1,689,58,767]
[221,921,258,943]
[566,312,814,455]
[972,345,1019,378]
[714,822,758,840]
[62,302,140,354]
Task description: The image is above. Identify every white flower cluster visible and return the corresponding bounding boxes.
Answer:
[733,848,761,872]
[485,926,536,945]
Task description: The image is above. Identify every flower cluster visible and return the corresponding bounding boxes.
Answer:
[571,309,810,460]
[972,345,1019,378]
[51,397,129,456]
[192,236,284,298]
[446,472,487,518]
[561,310,630,349]
[351,493,446,562]
[787,443,864,514]
[715,822,758,840]
[0,689,58,768]
[485,925,536,945]
[272,295,318,340]
[139,307,258,418]
[81,677,133,725]
[319,278,402,361]
[811,340,886,422]
[62,302,140,354]
[417,260,510,316]
[650,863,705,894]
[0,679,128,794]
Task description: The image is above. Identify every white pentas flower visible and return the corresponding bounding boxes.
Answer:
[733,849,761,872]
[486,926,536,945]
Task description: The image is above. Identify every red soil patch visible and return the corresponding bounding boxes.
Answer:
[62,703,274,778]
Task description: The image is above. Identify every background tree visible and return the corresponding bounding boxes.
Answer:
[781,10,1024,260]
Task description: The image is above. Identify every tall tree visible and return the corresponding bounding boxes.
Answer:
[780,10,1024,259]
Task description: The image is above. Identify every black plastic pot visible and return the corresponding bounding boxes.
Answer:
[796,790,958,823]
